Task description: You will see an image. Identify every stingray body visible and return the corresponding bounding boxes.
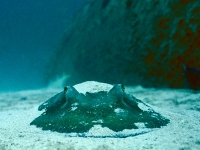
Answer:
[30,84,169,137]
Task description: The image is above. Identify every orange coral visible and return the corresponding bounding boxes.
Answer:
[142,0,200,88]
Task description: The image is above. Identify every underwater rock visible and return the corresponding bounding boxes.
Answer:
[44,0,200,89]
[30,82,169,138]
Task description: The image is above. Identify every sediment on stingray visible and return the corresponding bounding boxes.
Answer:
[30,83,169,137]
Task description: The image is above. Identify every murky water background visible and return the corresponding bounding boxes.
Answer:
[0,0,87,91]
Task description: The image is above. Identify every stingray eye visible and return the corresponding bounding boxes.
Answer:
[64,86,68,92]
[121,84,125,91]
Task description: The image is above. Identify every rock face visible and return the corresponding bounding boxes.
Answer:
[44,0,200,89]
[30,81,169,137]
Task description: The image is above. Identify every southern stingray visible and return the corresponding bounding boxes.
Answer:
[30,83,169,138]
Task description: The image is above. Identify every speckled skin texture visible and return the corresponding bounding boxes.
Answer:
[30,84,169,137]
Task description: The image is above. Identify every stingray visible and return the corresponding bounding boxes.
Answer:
[30,84,169,138]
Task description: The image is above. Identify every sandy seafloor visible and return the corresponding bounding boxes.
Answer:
[0,81,200,150]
